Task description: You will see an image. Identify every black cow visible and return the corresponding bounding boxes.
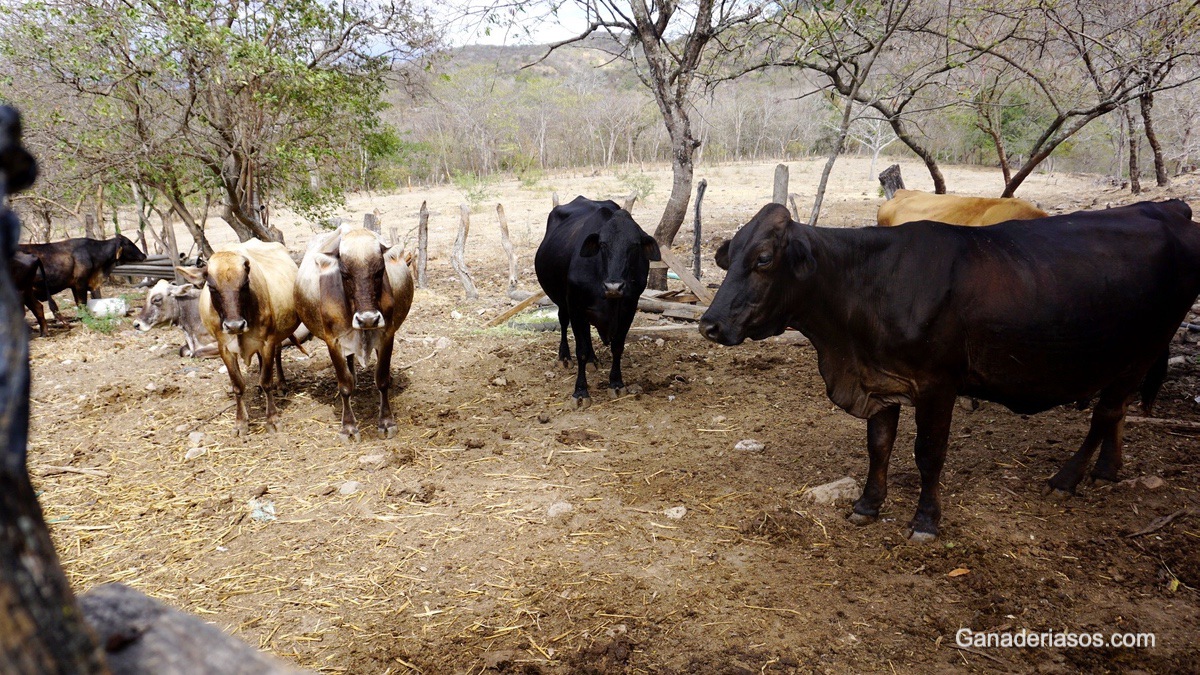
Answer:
[11,250,48,336]
[18,234,147,315]
[700,201,1200,541]
[534,196,661,408]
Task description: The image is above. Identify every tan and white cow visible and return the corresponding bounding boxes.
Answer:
[295,225,414,441]
[179,239,300,436]
[876,189,1048,227]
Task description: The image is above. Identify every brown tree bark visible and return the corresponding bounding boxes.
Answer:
[0,106,110,675]
[1124,105,1142,194]
[1140,93,1170,187]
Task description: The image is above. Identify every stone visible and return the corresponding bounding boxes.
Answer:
[547,501,573,518]
[805,477,860,505]
[734,439,765,452]
[492,377,508,387]
[663,506,687,520]
[184,447,206,460]
[188,431,206,446]
[339,481,362,495]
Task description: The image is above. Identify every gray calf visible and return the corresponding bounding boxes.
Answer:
[133,280,218,358]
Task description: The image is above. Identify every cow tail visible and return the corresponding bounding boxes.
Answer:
[1138,348,1169,415]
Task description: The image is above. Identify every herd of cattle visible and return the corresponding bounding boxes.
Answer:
[13,190,1200,540]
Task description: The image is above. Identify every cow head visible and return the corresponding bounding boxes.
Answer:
[579,208,660,299]
[701,203,810,345]
[134,279,195,331]
[179,252,258,335]
[114,234,148,263]
[315,228,405,331]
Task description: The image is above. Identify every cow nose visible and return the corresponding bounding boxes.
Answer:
[352,311,384,330]
[603,281,626,298]
[699,319,722,343]
[133,320,149,332]
[222,319,248,334]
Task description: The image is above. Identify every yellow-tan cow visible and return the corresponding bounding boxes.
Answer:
[178,239,300,436]
[877,189,1047,227]
[295,225,414,441]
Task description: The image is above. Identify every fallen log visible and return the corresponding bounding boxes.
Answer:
[80,584,306,675]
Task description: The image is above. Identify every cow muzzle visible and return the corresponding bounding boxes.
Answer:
[352,310,385,330]
[222,319,248,335]
[602,281,626,299]
[133,319,151,332]
[698,318,742,346]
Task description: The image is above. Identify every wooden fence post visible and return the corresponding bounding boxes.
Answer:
[163,216,181,282]
[496,203,517,290]
[417,201,429,289]
[788,193,801,222]
[772,164,789,205]
[879,164,905,199]
[692,179,706,281]
[363,211,380,235]
[452,204,479,300]
[83,213,96,239]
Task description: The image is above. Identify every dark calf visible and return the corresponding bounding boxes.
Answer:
[534,196,660,408]
[11,250,48,336]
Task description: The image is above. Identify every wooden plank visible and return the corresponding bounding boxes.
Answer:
[657,247,714,305]
[486,291,547,328]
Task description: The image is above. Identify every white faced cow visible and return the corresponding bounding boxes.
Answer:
[133,279,219,358]
[178,239,300,436]
[295,225,414,441]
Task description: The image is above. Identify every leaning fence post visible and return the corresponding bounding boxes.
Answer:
[363,211,380,235]
[417,201,429,289]
[452,204,479,300]
[693,179,706,281]
[497,203,517,290]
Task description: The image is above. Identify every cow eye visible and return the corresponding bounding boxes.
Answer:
[152,297,161,305]
[756,253,773,267]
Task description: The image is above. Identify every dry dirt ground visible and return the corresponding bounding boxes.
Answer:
[24,157,1200,674]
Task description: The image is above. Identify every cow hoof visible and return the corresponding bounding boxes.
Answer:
[1041,482,1074,500]
[611,384,642,398]
[564,396,592,411]
[559,359,572,369]
[848,512,876,526]
[906,529,937,543]
[379,424,397,439]
[265,421,280,434]
[340,429,361,443]
[585,361,598,373]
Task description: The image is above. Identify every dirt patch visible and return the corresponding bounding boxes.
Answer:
[24,158,1200,673]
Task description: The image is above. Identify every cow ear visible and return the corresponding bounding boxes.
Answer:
[170,283,196,297]
[715,240,731,271]
[176,266,206,287]
[641,234,661,262]
[318,231,341,257]
[599,205,615,219]
[314,252,339,273]
[579,233,601,258]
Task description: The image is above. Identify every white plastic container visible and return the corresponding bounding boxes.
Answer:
[86,297,128,318]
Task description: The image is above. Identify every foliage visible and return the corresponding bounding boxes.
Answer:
[76,306,119,334]
[452,171,495,207]
[615,169,655,201]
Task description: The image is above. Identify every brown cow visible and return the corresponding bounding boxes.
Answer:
[178,240,299,436]
[877,189,1047,227]
[295,225,414,441]
[18,235,147,314]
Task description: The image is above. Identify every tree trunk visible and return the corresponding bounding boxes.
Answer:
[888,117,947,194]
[219,153,284,244]
[649,130,695,290]
[0,107,111,675]
[878,164,905,199]
[1140,93,1169,187]
[417,201,429,289]
[1124,105,1141,195]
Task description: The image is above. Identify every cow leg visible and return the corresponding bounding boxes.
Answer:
[566,310,593,409]
[259,342,282,434]
[274,348,286,392]
[219,349,250,438]
[375,336,397,438]
[328,348,360,441]
[557,307,572,367]
[24,296,47,337]
[606,309,638,396]
[908,393,955,542]
[850,404,901,525]
[1047,385,1133,494]
[72,286,87,306]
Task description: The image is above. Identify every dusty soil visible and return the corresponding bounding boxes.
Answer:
[25,157,1200,674]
